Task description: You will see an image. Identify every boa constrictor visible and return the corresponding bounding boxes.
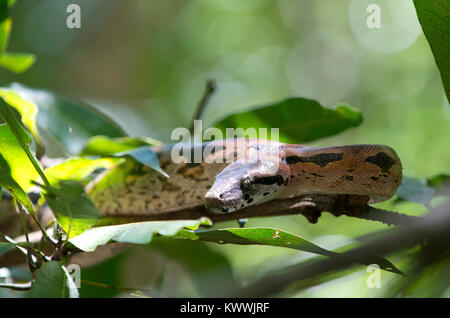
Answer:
[87,139,402,217]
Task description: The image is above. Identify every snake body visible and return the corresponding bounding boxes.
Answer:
[87,139,402,216]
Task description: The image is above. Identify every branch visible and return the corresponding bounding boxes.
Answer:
[102,194,420,226]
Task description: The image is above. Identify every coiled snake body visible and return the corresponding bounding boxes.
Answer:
[88,139,402,216]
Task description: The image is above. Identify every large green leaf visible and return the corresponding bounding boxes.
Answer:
[0,124,39,191]
[70,217,212,252]
[0,52,35,73]
[29,261,78,298]
[413,0,450,102]
[171,228,401,274]
[7,83,127,154]
[212,98,362,143]
[43,181,101,238]
[80,135,161,156]
[173,227,335,257]
[0,98,45,194]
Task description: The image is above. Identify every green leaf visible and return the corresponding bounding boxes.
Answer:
[396,176,435,206]
[0,52,35,73]
[69,217,212,252]
[43,180,101,238]
[29,261,77,298]
[427,174,450,195]
[173,227,335,257]
[413,0,450,102]
[80,135,161,156]
[0,241,15,256]
[0,124,40,191]
[80,136,167,177]
[0,17,11,53]
[0,96,33,150]
[0,88,41,150]
[172,227,402,274]
[0,97,45,189]
[7,83,127,154]
[0,154,33,213]
[45,157,119,186]
[113,146,169,178]
[212,98,362,143]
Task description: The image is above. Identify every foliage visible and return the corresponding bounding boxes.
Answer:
[413,0,450,102]
[0,0,35,73]
[213,98,362,143]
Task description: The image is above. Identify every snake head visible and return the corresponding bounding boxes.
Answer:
[204,154,290,213]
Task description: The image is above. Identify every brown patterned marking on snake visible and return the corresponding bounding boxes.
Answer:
[285,153,344,167]
[176,165,209,182]
[89,141,403,216]
[365,152,396,173]
[162,182,182,192]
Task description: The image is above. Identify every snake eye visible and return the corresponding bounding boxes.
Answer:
[240,177,252,192]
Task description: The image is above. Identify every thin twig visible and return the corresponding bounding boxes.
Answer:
[189,80,216,133]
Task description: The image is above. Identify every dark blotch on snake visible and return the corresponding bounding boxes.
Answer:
[364,152,396,173]
[285,153,344,167]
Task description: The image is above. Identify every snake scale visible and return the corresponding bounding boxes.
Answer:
[87,138,402,217]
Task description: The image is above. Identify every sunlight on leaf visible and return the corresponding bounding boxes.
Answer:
[80,135,161,156]
[0,154,34,213]
[45,157,119,186]
[70,217,212,252]
[0,124,39,191]
[0,52,35,73]
[0,88,40,148]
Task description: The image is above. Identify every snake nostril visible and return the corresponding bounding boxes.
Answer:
[204,193,223,213]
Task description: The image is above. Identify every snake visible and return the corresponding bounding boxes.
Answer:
[87,138,402,217]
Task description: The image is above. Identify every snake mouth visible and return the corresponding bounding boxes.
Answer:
[204,187,243,213]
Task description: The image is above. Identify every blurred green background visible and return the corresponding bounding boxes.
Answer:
[1,0,449,297]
